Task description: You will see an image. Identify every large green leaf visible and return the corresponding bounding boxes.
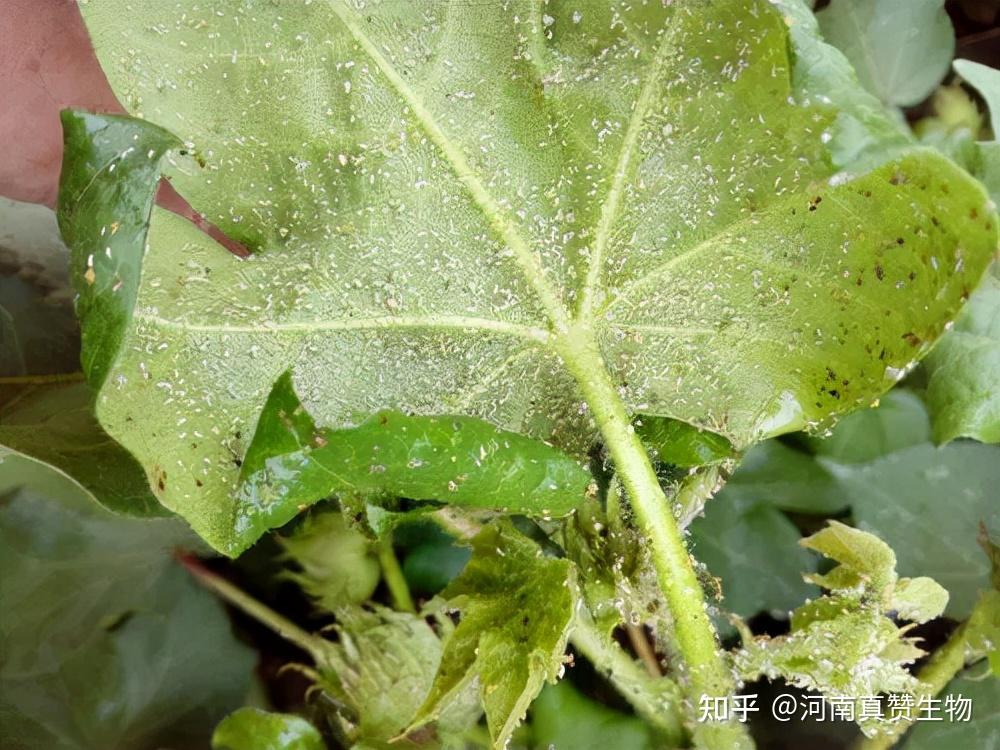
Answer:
[901,669,1000,749]
[529,681,655,750]
[0,383,167,517]
[71,0,997,553]
[0,454,256,750]
[817,0,954,107]
[716,391,999,618]
[923,273,1000,443]
[413,521,577,749]
[773,0,913,169]
[212,709,325,750]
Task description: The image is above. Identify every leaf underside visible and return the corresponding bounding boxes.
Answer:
[71,0,997,552]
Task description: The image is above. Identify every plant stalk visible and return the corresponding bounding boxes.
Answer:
[178,553,331,661]
[556,322,753,750]
[378,533,417,614]
[571,611,686,745]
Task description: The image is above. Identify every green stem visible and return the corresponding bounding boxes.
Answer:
[571,612,686,745]
[378,532,417,614]
[556,323,752,750]
[179,555,331,661]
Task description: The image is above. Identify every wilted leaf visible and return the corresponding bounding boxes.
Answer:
[817,0,954,107]
[799,520,897,595]
[0,454,255,750]
[889,576,950,624]
[413,521,577,749]
[212,709,325,750]
[68,0,997,553]
[735,522,947,731]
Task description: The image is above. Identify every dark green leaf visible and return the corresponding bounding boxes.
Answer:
[690,500,816,620]
[902,668,1000,749]
[529,681,654,750]
[720,391,999,618]
[635,417,734,468]
[0,383,167,517]
[840,441,999,617]
[0,455,255,750]
[235,372,592,549]
[0,197,79,377]
[817,0,954,107]
[413,521,577,749]
[212,709,325,750]
[57,110,181,389]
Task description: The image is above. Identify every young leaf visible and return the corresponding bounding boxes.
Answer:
[67,0,997,554]
[735,522,948,734]
[816,0,955,107]
[412,520,577,749]
[236,371,592,544]
[0,454,255,750]
[799,520,897,595]
[212,709,325,750]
